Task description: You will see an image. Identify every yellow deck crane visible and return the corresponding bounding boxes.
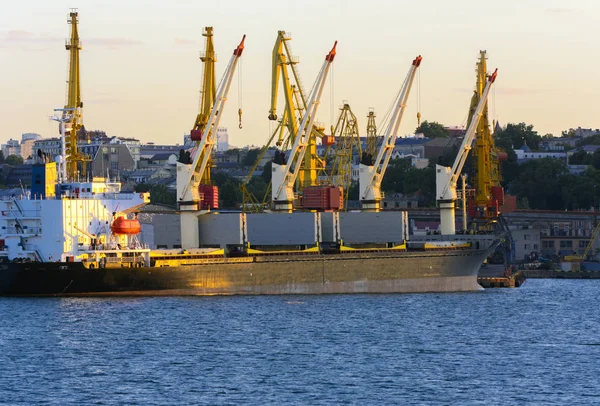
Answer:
[241,32,330,212]
[359,56,422,211]
[362,109,378,166]
[268,31,326,191]
[324,103,362,209]
[177,35,246,249]
[271,41,338,212]
[565,220,600,263]
[436,69,498,235]
[469,51,504,223]
[188,27,217,190]
[60,10,90,180]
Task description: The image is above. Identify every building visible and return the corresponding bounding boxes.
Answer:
[445,126,466,137]
[2,139,21,158]
[19,133,42,159]
[90,143,136,178]
[514,143,567,163]
[574,127,600,138]
[150,153,178,166]
[393,137,429,158]
[141,143,183,160]
[33,138,61,159]
[424,137,461,160]
[217,127,229,152]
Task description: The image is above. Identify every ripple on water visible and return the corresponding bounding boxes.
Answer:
[0,280,599,405]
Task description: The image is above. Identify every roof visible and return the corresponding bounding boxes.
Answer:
[395,137,430,146]
[424,137,460,148]
[583,145,600,153]
[151,153,177,161]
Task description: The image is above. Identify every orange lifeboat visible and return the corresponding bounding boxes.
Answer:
[110,216,141,235]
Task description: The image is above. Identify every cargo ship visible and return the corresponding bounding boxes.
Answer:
[0,160,499,296]
[0,12,500,296]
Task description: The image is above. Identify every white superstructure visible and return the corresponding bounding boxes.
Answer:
[0,180,150,263]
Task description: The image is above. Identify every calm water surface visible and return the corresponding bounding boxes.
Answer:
[1,279,599,405]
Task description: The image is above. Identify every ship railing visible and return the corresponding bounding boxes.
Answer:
[3,226,42,235]
[0,209,41,218]
[104,256,144,264]
[28,193,142,201]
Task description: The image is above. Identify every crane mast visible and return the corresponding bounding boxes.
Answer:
[359,56,422,211]
[436,69,498,235]
[470,51,504,222]
[177,35,246,248]
[326,103,362,209]
[269,31,325,191]
[63,10,89,180]
[271,41,338,212]
[189,27,217,186]
[362,108,378,166]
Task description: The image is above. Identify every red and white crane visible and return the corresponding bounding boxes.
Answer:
[436,68,498,235]
[177,34,245,248]
[271,41,338,212]
[359,56,422,211]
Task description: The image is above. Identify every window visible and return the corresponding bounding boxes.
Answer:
[560,240,573,248]
[524,234,529,240]
[579,240,588,248]
[524,244,530,250]
[534,244,538,250]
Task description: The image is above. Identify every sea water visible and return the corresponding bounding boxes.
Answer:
[0,279,599,405]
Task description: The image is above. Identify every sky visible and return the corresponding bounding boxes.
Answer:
[1,0,599,148]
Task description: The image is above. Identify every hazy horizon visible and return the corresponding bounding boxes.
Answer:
[1,0,599,147]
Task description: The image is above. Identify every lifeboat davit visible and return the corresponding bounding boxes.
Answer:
[111,216,141,235]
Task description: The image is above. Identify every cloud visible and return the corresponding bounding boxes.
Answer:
[174,38,195,45]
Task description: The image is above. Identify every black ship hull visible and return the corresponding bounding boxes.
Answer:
[0,248,494,296]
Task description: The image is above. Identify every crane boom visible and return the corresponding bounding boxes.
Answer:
[436,68,498,235]
[359,56,422,211]
[177,35,246,208]
[271,41,337,212]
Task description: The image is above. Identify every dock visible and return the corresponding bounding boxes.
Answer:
[523,270,600,279]
[477,265,525,288]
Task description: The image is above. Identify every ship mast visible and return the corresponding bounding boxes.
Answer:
[63,9,88,180]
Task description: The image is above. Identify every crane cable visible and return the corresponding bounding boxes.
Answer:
[237,60,243,129]
[416,67,421,129]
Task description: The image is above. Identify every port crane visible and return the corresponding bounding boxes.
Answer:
[324,103,362,209]
[362,109,378,166]
[359,56,422,211]
[470,51,505,225]
[188,27,217,189]
[271,41,338,212]
[62,10,91,180]
[268,31,326,190]
[177,34,246,248]
[436,68,498,235]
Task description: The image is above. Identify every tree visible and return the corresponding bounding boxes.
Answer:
[261,160,272,183]
[0,151,5,164]
[416,121,449,138]
[510,158,568,210]
[381,158,412,194]
[561,129,577,138]
[242,148,261,167]
[5,155,23,166]
[496,122,542,150]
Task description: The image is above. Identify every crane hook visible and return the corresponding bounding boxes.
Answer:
[238,108,243,129]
